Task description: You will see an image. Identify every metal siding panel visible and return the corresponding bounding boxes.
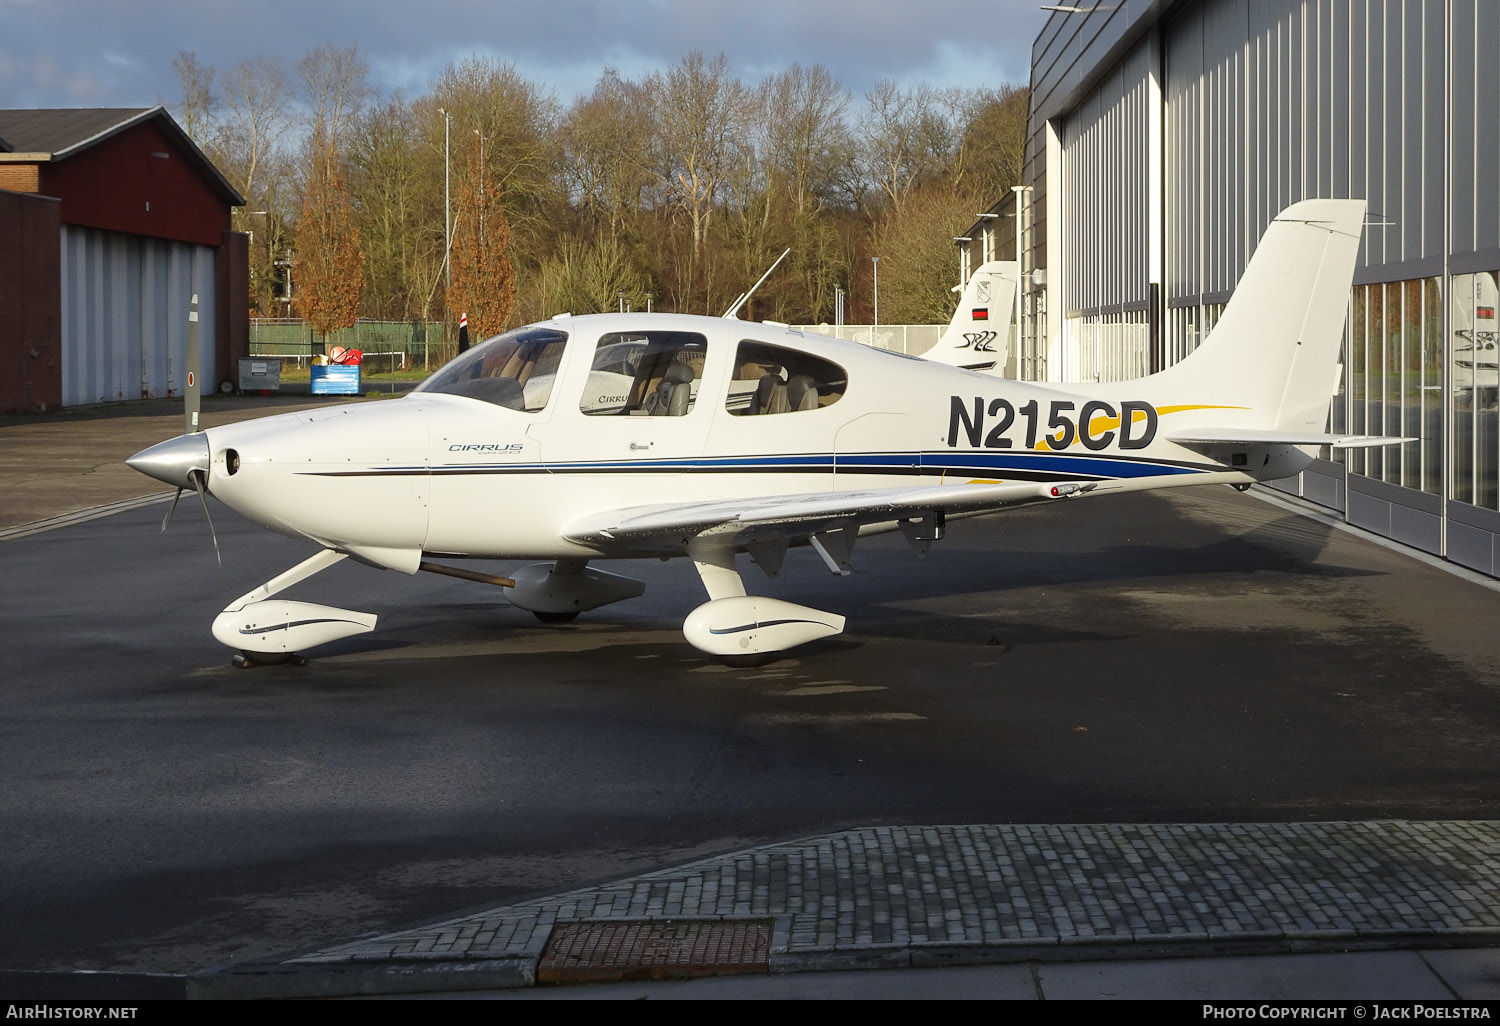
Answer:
[195,242,217,390]
[88,230,105,405]
[1401,0,1422,262]
[1473,0,1500,254]
[140,241,158,397]
[1451,1,1476,255]
[1448,520,1498,577]
[1349,1,1370,270]
[1425,0,1444,259]
[1330,0,1349,198]
[123,236,143,401]
[1385,0,1403,267]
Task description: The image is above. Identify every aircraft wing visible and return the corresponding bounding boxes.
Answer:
[562,479,1095,549]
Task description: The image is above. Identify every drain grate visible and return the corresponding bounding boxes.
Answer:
[538,919,772,983]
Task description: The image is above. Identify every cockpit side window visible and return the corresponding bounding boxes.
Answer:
[580,331,708,416]
[413,326,568,411]
[727,340,847,416]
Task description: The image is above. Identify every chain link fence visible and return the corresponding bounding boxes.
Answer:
[793,324,943,357]
[249,319,448,374]
[249,319,946,375]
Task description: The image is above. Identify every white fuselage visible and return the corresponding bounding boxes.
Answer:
[201,313,1280,570]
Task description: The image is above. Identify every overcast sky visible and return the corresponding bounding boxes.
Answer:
[1,0,1047,116]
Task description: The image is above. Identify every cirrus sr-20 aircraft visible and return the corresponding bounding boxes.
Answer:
[129,199,1395,666]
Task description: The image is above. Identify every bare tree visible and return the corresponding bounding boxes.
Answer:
[761,64,852,216]
[559,69,654,240]
[298,43,371,145]
[347,96,434,320]
[217,57,293,213]
[856,80,957,215]
[645,52,750,311]
[171,51,217,145]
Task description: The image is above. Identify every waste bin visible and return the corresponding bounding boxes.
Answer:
[237,358,282,395]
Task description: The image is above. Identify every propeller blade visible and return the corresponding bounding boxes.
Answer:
[161,486,185,532]
[184,293,202,435]
[191,469,221,566]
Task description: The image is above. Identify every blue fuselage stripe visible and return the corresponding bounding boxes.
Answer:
[306,449,1217,480]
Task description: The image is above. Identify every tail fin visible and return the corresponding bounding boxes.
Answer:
[1144,199,1366,434]
[920,261,1018,374]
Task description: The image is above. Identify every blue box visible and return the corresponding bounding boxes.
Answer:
[310,364,361,396]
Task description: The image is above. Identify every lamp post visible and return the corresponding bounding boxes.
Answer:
[976,211,999,263]
[474,128,484,244]
[645,292,654,313]
[1012,185,1033,373]
[953,237,972,288]
[439,108,451,293]
[872,256,880,331]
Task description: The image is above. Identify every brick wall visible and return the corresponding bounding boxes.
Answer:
[0,189,62,413]
[0,164,39,193]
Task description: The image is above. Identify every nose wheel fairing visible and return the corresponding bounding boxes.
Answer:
[211,549,377,663]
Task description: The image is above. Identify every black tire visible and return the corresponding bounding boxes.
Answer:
[218,380,235,395]
[533,610,580,624]
[719,652,775,669]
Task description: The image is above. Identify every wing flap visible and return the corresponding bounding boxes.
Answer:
[563,480,1094,548]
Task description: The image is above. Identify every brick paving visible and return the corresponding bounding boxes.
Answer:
[281,821,1500,984]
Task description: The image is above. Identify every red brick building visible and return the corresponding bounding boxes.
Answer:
[0,107,247,412]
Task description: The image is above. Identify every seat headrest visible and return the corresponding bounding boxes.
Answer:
[787,374,817,410]
[664,361,695,384]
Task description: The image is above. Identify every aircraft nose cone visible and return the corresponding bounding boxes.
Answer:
[127,433,210,490]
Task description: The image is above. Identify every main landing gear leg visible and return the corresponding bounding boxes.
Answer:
[506,558,646,623]
[211,549,377,666]
[681,541,844,666]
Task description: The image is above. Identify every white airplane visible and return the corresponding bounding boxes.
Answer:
[1452,270,1499,401]
[129,199,1394,667]
[918,260,1020,374]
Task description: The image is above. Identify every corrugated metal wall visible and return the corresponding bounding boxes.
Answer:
[1033,0,1500,577]
[1451,0,1500,271]
[1164,0,1447,302]
[59,226,216,406]
[1061,44,1153,318]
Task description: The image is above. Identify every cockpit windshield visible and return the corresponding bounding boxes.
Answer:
[412,326,569,411]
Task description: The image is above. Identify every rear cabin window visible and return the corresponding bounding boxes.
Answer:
[580,331,708,416]
[413,326,568,412]
[727,341,846,416]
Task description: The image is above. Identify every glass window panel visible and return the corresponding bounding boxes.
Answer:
[1421,277,1442,495]
[1451,273,1477,505]
[1401,279,1421,491]
[580,331,709,417]
[1348,285,1367,475]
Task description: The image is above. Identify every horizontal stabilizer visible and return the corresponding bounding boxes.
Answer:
[1167,427,1412,449]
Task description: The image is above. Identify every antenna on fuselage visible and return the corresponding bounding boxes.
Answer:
[721,248,791,319]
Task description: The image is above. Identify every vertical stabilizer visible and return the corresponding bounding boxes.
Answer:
[921,261,1019,374]
[1133,199,1366,433]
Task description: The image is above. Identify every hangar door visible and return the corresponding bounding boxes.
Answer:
[59,225,217,406]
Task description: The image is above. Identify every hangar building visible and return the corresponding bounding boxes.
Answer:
[0,107,247,413]
[966,0,1500,580]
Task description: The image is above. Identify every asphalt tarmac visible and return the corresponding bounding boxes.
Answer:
[3,393,1500,1001]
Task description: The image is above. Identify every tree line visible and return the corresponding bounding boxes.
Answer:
[173,45,1029,337]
